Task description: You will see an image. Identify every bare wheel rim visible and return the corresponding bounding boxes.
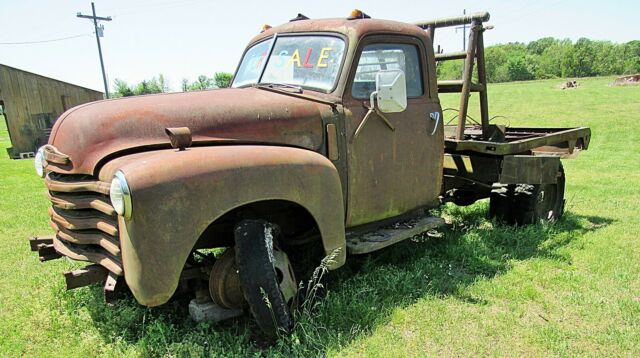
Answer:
[272,249,298,307]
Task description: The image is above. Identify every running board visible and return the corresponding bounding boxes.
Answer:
[346,216,445,254]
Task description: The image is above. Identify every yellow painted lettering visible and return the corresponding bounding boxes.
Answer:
[316,47,332,67]
[288,49,302,67]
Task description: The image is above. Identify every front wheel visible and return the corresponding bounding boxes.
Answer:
[490,163,565,225]
[234,220,298,339]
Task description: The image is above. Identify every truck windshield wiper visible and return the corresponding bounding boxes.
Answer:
[252,83,337,109]
[253,82,303,93]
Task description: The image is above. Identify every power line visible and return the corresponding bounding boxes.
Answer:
[0,34,91,45]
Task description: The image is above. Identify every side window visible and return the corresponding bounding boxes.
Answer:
[352,43,424,99]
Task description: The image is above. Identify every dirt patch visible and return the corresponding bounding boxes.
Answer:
[613,74,640,86]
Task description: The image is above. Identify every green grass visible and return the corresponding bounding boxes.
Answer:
[1,77,639,357]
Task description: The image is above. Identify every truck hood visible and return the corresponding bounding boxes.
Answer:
[48,87,326,175]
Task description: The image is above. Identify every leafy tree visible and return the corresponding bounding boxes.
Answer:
[538,39,572,78]
[526,37,556,56]
[506,53,534,81]
[562,38,598,77]
[436,59,463,80]
[214,72,233,88]
[113,75,169,97]
[113,79,134,97]
[622,41,640,74]
[157,74,169,93]
[188,75,214,91]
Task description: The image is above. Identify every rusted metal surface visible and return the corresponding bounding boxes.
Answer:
[52,224,120,256]
[45,173,110,194]
[42,145,70,164]
[342,34,442,227]
[445,127,591,156]
[28,236,53,251]
[53,236,123,275]
[108,145,344,306]
[37,243,60,262]
[499,155,561,185]
[436,80,484,93]
[347,216,444,254]
[47,88,327,176]
[104,272,120,304]
[47,191,115,216]
[209,249,245,309]
[414,11,490,28]
[64,265,108,290]
[48,207,118,236]
[164,127,192,151]
[326,124,339,161]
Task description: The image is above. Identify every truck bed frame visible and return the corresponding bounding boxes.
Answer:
[415,12,591,157]
[415,12,591,205]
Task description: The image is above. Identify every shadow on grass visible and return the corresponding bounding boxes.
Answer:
[63,203,613,356]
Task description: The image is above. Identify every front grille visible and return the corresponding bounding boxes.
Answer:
[45,171,123,276]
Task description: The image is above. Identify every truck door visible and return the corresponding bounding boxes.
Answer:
[343,35,443,227]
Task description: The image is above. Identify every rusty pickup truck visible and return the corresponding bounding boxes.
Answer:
[29,10,590,338]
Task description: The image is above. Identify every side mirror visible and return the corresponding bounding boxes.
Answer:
[373,69,407,113]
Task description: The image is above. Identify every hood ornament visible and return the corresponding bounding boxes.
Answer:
[165,127,192,151]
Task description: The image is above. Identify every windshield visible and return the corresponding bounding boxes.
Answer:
[232,35,345,92]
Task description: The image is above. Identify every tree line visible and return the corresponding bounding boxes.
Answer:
[438,37,640,83]
[112,37,639,96]
[113,72,233,97]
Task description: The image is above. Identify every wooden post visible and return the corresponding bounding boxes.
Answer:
[475,27,490,140]
[455,20,480,140]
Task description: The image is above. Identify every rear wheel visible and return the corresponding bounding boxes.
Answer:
[234,220,297,339]
[490,163,565,225]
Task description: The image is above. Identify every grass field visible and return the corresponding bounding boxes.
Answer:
[0,77,639,357]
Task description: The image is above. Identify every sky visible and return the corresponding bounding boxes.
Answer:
[0,0,638,93]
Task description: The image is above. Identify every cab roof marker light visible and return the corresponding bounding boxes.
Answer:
[261,24,272,33]
[290,13,309,22]
[348,9,371,20]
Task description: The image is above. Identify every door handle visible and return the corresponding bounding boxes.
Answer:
[429,112,440,136]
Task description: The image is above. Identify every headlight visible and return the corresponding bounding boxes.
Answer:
[110,171,132,219]
[34,147,45,178]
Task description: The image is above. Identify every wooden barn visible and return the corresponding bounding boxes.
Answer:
[0,64,103,158]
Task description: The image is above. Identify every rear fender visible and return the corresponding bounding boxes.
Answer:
[104,145,345,306]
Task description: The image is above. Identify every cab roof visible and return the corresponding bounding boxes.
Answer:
[249,17,428,45]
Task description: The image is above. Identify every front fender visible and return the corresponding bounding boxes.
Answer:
[102,145,346,306]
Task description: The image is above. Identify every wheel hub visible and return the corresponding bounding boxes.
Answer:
[209,247,298,308]
[209,249,245,309]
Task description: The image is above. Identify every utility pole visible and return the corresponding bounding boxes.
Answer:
[77,3,112,98]
[455,9,469,51]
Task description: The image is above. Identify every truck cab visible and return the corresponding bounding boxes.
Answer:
[234,13,444,227]
[30,11,590,339]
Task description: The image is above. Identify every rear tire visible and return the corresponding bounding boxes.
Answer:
[234,219,295,339]
[490,163,565,225]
